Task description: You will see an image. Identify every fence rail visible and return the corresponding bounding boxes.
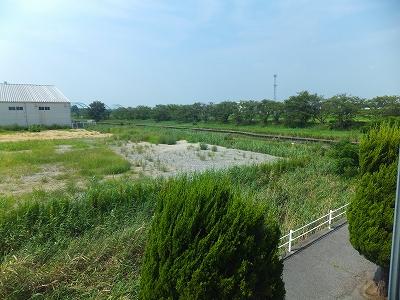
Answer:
[279,203,349,253]
[71,121,97,129]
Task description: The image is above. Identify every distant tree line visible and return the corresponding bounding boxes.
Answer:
[72,92,400,129]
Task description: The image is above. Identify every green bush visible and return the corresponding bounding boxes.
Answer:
[157,135,177,145]
[28,124,43,132]
[348,123,400,268]
[140,175,284,299]
[328,140,359,177]
[359,123,400,175]
[360,117,400,134]
[199,142,208,150]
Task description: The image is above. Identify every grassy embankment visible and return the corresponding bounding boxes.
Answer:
[100,119,363,141]
[0,125,355,299]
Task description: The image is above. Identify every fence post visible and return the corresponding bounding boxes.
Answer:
[328,210,333,229]
[288,229,293,252]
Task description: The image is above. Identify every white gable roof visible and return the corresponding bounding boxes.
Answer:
[0,83,70,103]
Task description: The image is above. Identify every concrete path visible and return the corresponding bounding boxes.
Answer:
[283,224,378,299]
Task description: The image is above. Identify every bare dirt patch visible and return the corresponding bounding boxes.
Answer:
[113,140,279,177]
[0,129,111,143]
[0,164,66,195]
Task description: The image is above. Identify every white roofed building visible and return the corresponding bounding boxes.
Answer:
[0,82,71,127]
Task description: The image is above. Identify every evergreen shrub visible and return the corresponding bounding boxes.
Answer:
[329,140,359,177]
[140,175,285,299]
[348,123,400,268]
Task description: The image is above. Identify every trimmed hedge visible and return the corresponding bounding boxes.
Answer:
[348,123,400,267]
[139,175,285,299]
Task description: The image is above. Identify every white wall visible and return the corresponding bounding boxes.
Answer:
[0,102,71,127]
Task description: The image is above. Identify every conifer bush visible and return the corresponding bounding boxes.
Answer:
[329,140,359,177]
[139,175,285,299]
[348,123,400,268]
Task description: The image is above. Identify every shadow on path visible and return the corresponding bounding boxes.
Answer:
[283,224,378,299]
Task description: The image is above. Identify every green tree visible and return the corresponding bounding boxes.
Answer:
[308,94,327,124]
[329,140,359,177]
[181,102,206,123]
[110,107,129,120]
[153,104,173,122]
[140,175,285,300]
[87,101,108,121]
[272,102,284,124]
[348,124,400,278]
[234,101,258,125]
[70,105,80,119]
[368,95,400,117]
[211,101,237,123]
[284,91,316,127]
[258,100,277,125]
[325,94,360,129]
[134,105,153,119]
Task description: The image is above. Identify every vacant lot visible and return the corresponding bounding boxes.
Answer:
[0,129,280,195]
[0,137,130,195]
[0,126,355,299]
[114,140,278,177]
[0,129,111,142]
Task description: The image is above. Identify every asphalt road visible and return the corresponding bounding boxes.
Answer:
[283,224,377,299]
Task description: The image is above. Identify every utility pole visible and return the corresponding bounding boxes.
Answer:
[273,74,277,101]
[388,148,400,299]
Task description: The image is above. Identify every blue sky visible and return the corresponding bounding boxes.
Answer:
[0,0,399,106]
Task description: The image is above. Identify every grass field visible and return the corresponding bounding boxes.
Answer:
[0,125,357,299]
[100,119,363,141]
[0,138,131,195]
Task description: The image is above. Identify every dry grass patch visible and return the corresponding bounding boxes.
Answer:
[0,129,111,142]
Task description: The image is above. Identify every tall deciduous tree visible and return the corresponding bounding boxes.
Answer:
[212,101,237,123]
[284,91,315,127]
[368,95,400,117]
[325,94,361,128]
[87,101,108,121]
[258,99,277,125]
[234,101,258,124]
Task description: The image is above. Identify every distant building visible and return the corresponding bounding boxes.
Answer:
[0,82,71,127]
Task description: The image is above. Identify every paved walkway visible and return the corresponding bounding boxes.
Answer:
[283,224,378,299]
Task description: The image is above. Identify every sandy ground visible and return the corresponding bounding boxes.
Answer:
[0,129,111,142]
[113,140,279,177]
[0,164,68,195]
[0,140,277,195]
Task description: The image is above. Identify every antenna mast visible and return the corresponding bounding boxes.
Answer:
[273,74,277,100]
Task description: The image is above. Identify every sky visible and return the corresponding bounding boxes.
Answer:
[0,0,399,107]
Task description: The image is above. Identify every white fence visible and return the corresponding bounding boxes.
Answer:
[279,203,349,253]
[71,121,97,129]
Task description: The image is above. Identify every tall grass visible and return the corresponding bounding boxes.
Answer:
[0,125,357,298]
[0,179,158,299]
[96,124,353,231]
[0,179,158,259]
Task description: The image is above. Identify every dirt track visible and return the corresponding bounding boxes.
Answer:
[0,129,111,142]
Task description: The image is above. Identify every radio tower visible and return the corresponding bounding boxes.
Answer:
[273,74,277,100]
